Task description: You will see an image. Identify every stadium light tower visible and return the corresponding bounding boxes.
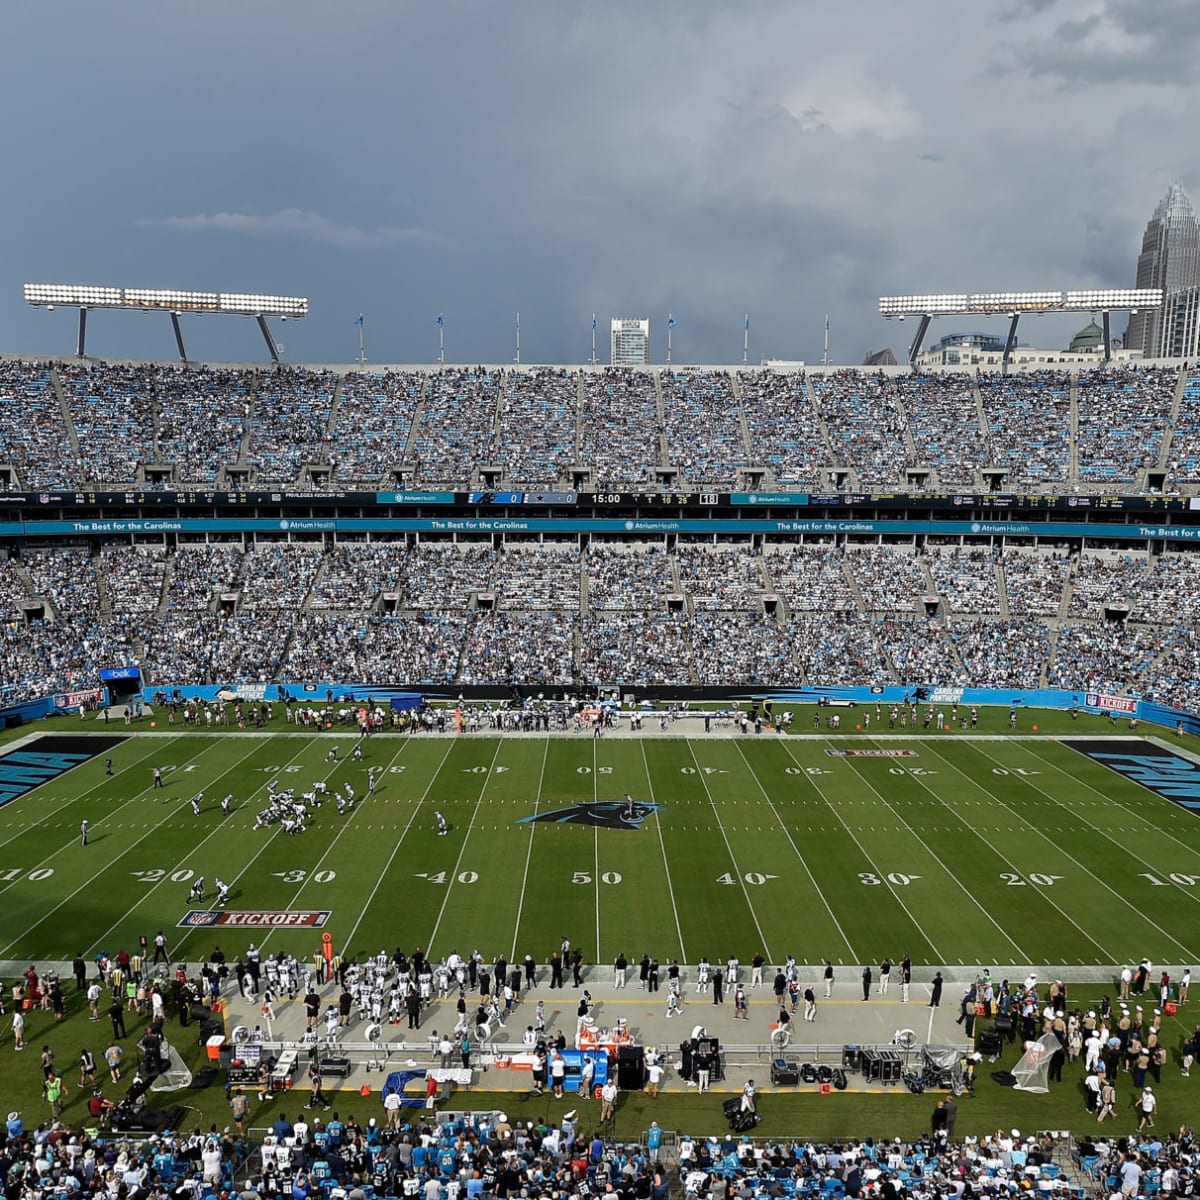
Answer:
[878,288,1163,369]
[23,283,309,363]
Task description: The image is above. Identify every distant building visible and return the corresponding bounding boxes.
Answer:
[610,318,650,366]
[862,347,897,367]
[1126,183,1200,358]
[914,323,1141,370]
[1158,286,1200,360]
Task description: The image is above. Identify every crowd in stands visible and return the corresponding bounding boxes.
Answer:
[0,359,74,488]
[58,363,158,485]
[332,371,422,484]
[999,551,1069,617]
[1076,367,1176,484]
[246,368,336,484]
[676,543,765,610]
[889,373,985,490]
[411,369,502,489]
[498,369,578,488]
[662,371,748,485]
[738,371,826,489]
[810,373,908,488]
[978,372,1071,486]
[5,537,1200,699]
[2,360,1199,490]
[586,544,674,610]
[578,369,661,490]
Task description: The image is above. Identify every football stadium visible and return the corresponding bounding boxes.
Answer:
[7,5,1200,1194]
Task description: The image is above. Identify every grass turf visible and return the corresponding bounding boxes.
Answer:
[3,706,1200,1142]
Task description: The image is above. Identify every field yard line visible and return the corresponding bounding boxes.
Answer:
[253,738,417,956]
[731,741,858,962]
[818,742,1028,961]
[509,739,550,958]
[82,737,323,959]
[0,736,278,957]
[683,740,772,962]
[769,740,944,964]
[341,740,457,955]
[873,738,1116,961]
[427,739,506,956]
[593,740,602,959]
[0,729,189,873]
[972,740,1200,905]
[925,742,1200,959]
[639,740,687,962]
[1022,739,1200,867]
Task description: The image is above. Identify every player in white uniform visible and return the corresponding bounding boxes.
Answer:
[435,811,448,836]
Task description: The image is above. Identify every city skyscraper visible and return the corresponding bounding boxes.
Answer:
[1126,182,1200,358]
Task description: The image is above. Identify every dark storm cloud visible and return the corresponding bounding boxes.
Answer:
[0,1,1196,365]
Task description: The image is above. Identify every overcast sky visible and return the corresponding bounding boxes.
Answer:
[2,0,1198,367]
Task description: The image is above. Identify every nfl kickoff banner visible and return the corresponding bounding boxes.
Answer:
[179,909,332,928]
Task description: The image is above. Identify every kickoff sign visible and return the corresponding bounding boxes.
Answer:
[178,909,332,928]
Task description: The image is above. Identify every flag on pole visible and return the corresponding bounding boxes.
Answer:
[436,313,444,327]
[745,314,750,332]
[825,313,830,333]
[355,313,364,327]
[515,313,521,330]
[667,314,677,328]
[592,314,597,331]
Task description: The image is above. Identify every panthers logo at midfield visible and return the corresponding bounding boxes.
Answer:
[517,801,661,829]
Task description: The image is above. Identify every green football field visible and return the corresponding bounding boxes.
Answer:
[3,723,1200,972]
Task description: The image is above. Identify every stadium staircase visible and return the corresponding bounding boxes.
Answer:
[153,553,176,617]
[995,557,1010,619]
[94,548,114,620]
[323,374,344,485]
[1067,375,1081,488]
[573,372,585,471]
[971,376,991,486]
[49,366,83,467]
[403,381,431,484]
[302,557,329,612]
[889,387,922,471]
[228,372,259,486]
[1157,366,1191,477]
[802,375,841,485]
[653,372,669,471]
[726,372,756,467]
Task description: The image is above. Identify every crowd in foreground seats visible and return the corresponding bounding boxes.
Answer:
[498,369,578,488]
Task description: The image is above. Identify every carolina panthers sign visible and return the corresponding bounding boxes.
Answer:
[517,801,662,829]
